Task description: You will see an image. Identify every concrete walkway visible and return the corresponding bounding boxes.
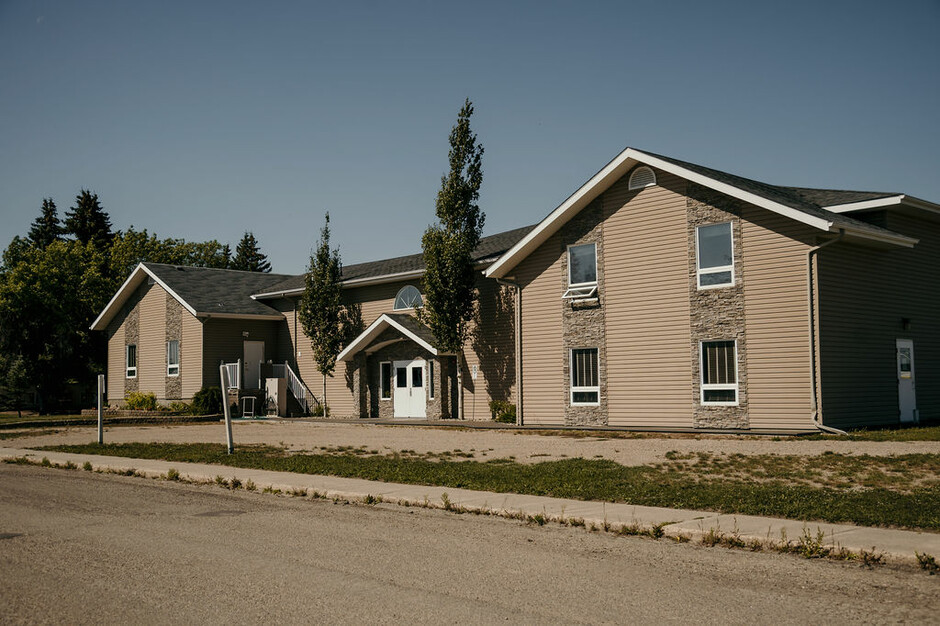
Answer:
[3,445,938,568]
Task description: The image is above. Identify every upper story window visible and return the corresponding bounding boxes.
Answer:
[126,344,137,379]
[394,285,423,310]
[696,222,734,288]
[563,243,598,299]
[628,166,656,190]
[166,340,179,377]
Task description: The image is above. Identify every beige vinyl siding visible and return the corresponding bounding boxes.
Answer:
[181,313,203,399]
[516,233,565,424]
[466,278,517,418]
[106,317,125,404]
[137,284,167,399]
[740,208,817,430]
[201,318,280,389]
[602,172,693,427]
[818,213,940,428]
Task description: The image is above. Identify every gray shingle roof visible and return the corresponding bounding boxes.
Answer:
[144,263,294,316]
[383,312,437,348]
[639,149,909,242]
[257,224,536,297]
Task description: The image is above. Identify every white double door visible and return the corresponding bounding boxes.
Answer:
[393,359,426,419]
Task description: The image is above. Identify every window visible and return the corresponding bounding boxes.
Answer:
[628,166,656,190]
[394,285,423,310]
[701,340,738,405]
[696,222,734,288]
[396,366,407,388]
[411,365,423,388]
[380,362,392,400]
[570,348,600,406]
[166,340,179,377]
[428,361,435,400]
[563,243,598,299]
[126,344,137,378]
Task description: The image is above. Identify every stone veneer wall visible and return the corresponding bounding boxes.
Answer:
[123,290,142,397]
[686,183,749,429]
[165,296,182,400]
[559,197,609,426]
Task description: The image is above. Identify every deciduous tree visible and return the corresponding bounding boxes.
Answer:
[420,99,485,419]
[298,214,362,413]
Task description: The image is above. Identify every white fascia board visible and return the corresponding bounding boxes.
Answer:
[486,147,839,279]
[836,225,918,248]
[337,314,438,362]
[89,263,147,330]
[90,263,199,331]
[486,149,640,279]
[251,288,304,300]
[826,194,940,217]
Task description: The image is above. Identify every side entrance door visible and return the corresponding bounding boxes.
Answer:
[243,341,265,389]
[393,359,426,419]
[896,339,918,423]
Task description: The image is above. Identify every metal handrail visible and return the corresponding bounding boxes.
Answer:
[284,361,319,415]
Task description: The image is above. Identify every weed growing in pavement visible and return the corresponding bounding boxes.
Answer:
[440,492,452,511]
[214,475,228,488]
[63,461,77,470]
[244,479,256,491]
[363,494,381,505]
[915,552,938,574]
[229,477,242,490]
[165,468,181,481]
[40,456,51,467]
[82,461,93,471]
[289,487,307,497]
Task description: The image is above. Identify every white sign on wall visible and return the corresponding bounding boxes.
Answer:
[471,364,478,380]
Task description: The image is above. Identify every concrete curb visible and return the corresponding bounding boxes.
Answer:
[3,446,938,569]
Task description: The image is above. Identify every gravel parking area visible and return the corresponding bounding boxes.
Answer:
[10,420,940,466]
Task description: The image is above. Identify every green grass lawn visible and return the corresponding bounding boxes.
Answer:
[800,424,940,442]
[40,442,940,532]
[0,414,87,425]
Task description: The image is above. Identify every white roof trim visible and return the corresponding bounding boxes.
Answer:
[486,147,851,279]
[336,314,438,362]
[825,194,940,216]
[90,263,199,331]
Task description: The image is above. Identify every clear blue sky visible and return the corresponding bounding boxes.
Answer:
[2,0,938,274]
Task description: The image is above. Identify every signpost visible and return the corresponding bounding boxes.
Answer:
[220,364,234,454]
[97,374,105,444]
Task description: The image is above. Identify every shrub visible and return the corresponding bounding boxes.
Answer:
[312,403,330,417]
[125,391,158,411]
[191,387,223,415]
[489,400,516,424]
[168,401,191,414]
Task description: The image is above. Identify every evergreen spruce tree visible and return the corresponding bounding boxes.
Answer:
[64,189,113,249]
[298,214,362,414]
[231,231,271,272]
[420,99,485,419]
[27,198,63,249]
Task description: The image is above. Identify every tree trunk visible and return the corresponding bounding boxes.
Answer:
[322,374,327,417]
[456,350,464,420]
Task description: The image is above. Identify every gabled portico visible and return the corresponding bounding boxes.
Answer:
[337,313,455,419]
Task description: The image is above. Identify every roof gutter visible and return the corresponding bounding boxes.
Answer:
[807,229,847,435]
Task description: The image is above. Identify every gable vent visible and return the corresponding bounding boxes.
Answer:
[628,166,656,190]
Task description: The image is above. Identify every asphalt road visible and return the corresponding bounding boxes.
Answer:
[1,464,937,625]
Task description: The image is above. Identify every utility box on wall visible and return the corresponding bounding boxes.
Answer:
[265,377,286,416]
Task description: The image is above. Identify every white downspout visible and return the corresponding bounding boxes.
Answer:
[495,277,523,426]
[808,229,847,435]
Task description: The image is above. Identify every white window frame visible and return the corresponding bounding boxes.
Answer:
[380,361,392,400]
[563,243,598,300]
[393,285,423,311]
[696,222,735,290]
[569,347,600,406]
[700,340,739,406]
[125,344,137,379]
[166,340,180,377]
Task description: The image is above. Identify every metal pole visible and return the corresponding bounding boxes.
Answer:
[220,364,234,454]
[97,374,105,444]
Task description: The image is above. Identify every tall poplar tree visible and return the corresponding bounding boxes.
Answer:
[298,213,362,414]
[420,99,485,419]
[27,198,63,249]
